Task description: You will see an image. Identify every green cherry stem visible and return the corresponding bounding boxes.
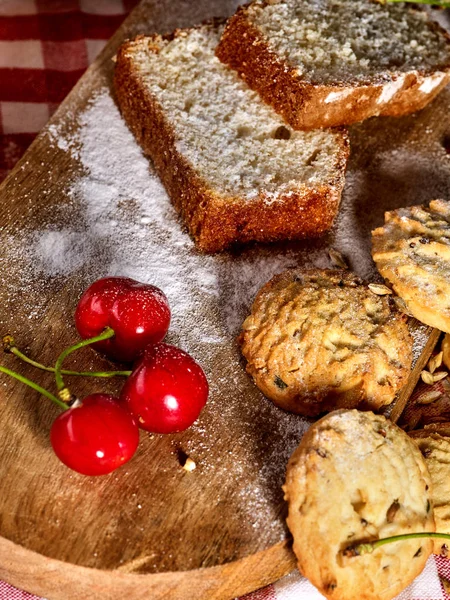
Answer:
[54,327,116,394]
[0,365,68,410]
[3,336,130,379]
[344,532,450,557]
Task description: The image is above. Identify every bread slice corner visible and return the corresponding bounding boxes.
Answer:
[216,0,450,130]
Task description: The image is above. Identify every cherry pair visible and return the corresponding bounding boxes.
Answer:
[74,276,208,434]
[3,277,208,477]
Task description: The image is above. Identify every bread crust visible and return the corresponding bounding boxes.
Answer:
[239,268,412,416]
[285,410,434,600]
[114,33,349,253]
[216,3,450,131]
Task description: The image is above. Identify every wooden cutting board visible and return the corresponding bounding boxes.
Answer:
[0,1,448,599]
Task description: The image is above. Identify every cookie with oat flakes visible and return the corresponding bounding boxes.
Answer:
[284,410,434,600]
[372,200,450,332]
[239,269,412,416]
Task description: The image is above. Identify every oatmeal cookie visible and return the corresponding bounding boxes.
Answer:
[410,428,450,556]
[239,269,412,416]
[372,199,450,332]
[284,410,434,600]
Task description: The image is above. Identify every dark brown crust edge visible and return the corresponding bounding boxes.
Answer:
[215,4,450,131]
[113,34,350,253]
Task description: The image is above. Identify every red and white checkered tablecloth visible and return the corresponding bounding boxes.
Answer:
[0,0,138,182]
[1,2,450,600]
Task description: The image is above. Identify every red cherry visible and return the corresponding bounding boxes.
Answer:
[50,394,139,476]
[75,277,171,362]
[120,343,209,434]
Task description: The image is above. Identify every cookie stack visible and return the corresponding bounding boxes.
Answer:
[238,202,450,599]
[239,206,450,599]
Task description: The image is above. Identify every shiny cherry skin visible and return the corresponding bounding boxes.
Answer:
[120,343,209,434]
[75,277,171,363]
[50,394,140,476]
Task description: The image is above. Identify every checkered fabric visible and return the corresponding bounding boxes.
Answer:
[1,2,450,600]
[0,0,139,182]
[2,556,450,600]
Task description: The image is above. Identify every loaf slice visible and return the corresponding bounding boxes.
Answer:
[216,0,450,130]
[114,24,349,253]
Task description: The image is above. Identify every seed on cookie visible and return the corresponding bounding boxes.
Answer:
[393,296,414,317]
[274,376,288,390]
[386,500,400,523]
[328,248,348,269]
[368,283,392,295]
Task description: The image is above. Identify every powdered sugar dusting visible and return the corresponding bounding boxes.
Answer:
[40,89,322,543]
[48,123,80,157]
[40,88,450,343]
[4,81,445,554]
[41,91,345,346]
[32,229,93,276]
[31,87,447,372]
[44,92,223,346]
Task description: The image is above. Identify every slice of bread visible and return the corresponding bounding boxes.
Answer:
[114,23,349,253]
[216,0,450,130]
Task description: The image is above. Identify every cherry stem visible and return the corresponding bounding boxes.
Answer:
[344,532,450,557]
[0,365,68,411]
[54,327,116,393]
[4,338,130,379]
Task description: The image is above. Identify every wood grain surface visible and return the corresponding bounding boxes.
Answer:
[0,1,449,599]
